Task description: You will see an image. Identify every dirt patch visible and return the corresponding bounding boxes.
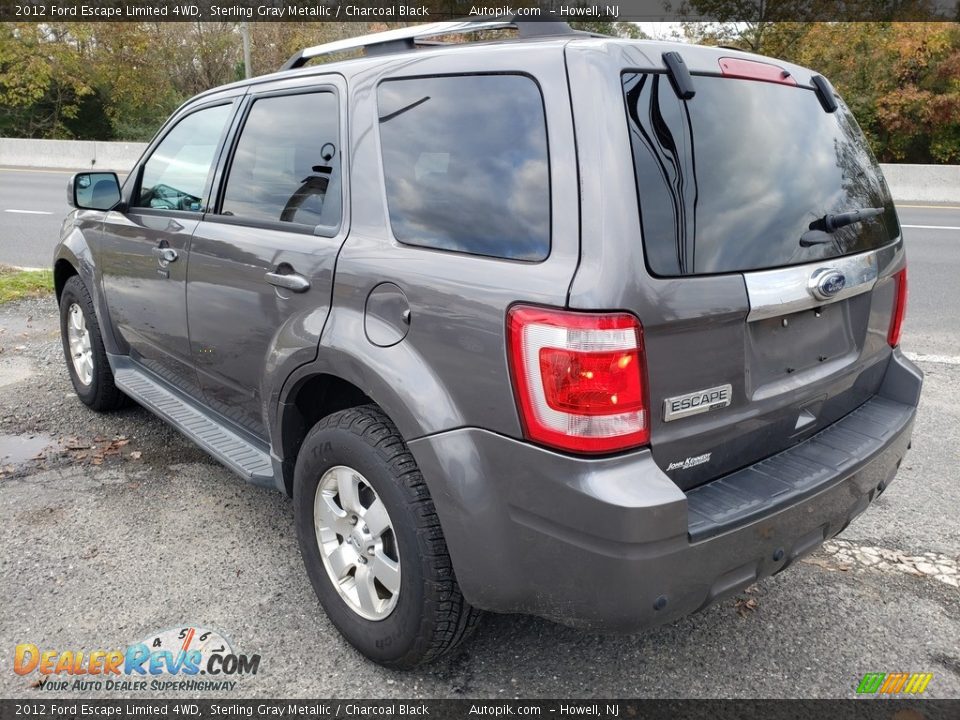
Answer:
[15,504,68,526]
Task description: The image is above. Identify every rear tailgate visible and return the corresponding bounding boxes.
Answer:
[565,42,906,491]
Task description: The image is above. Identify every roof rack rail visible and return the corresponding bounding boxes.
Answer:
[280,20,586,70]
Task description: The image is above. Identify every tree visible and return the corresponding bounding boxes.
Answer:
[569,22,646,38]
[0,24,93,138]
[680,20,960,163]
[779,22,960,163]
[0,18,956,162]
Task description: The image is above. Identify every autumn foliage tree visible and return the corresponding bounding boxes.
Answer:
[682,21,960,163]
[0,24,94,137]
[1,20,957,163]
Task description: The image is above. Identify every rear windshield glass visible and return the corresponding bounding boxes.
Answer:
[622,72,899,276]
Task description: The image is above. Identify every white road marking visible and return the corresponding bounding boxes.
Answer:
[904,352,960,366]
[4,209,53,215]
[901,224,960,230]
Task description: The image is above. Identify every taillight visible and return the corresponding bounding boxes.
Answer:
[507,305,649,454]
[887,267,908,348]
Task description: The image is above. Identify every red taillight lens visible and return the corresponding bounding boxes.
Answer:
[888,267,908,348]
[538,348,643,415]
[507,306,649,454]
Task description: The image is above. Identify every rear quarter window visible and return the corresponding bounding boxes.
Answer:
[377,74,550,261]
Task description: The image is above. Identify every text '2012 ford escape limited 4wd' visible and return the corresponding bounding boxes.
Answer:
[55,20,922,668]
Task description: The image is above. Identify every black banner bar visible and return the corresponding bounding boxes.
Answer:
[1,0,958,22]
[2,700,960,720]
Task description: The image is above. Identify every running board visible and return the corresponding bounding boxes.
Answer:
[111,357,275,486]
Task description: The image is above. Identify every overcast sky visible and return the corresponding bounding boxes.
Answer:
[635,22,687,40]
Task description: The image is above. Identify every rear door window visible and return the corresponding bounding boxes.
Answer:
[622,72,899,276]
[377,74,550,261]
[221,91,341,231]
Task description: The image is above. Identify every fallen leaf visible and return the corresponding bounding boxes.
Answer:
[735,596,759,617]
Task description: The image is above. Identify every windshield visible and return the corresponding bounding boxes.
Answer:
[622,72,899,276]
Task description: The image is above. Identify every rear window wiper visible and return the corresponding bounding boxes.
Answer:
[800,207,883,246]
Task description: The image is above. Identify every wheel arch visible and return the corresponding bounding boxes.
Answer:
[54,258,79,303]
[270,300,466,496]
[54,226,125,355]
[276,373,374,495]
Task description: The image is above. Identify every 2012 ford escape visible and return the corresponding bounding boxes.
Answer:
[54,20,922,668]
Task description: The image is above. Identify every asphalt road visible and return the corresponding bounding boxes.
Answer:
[0,166,958,700]
[1,168,72,268]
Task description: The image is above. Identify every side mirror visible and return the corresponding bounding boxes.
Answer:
[68,172,121,211]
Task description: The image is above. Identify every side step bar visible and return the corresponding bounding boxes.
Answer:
[110,356,275,486]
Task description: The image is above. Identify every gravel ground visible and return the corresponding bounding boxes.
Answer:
[0,295,957,699]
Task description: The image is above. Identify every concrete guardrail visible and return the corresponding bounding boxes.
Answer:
[0,138,147,174]
[877,163,959,205]
[0,137,957,204]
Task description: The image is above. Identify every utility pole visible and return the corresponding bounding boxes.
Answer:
[240,22,252,79]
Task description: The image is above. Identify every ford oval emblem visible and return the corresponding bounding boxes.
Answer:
[810,269,847,301]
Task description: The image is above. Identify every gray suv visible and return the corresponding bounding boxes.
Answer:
[55,21,922,668]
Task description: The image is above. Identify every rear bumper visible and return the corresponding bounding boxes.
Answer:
[408,350,922,630]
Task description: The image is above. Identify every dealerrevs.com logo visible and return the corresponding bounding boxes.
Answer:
[14,626,260,692]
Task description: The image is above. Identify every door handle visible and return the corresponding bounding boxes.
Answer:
[265,271,310,293]
[152,247,178,263]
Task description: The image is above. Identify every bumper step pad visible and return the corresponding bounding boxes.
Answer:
[687,396,913,542]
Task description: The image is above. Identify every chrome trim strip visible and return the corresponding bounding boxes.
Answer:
[744,249,880,322]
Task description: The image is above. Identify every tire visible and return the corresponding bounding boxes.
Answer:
[59,275,126,411]
[294,404,482,668]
